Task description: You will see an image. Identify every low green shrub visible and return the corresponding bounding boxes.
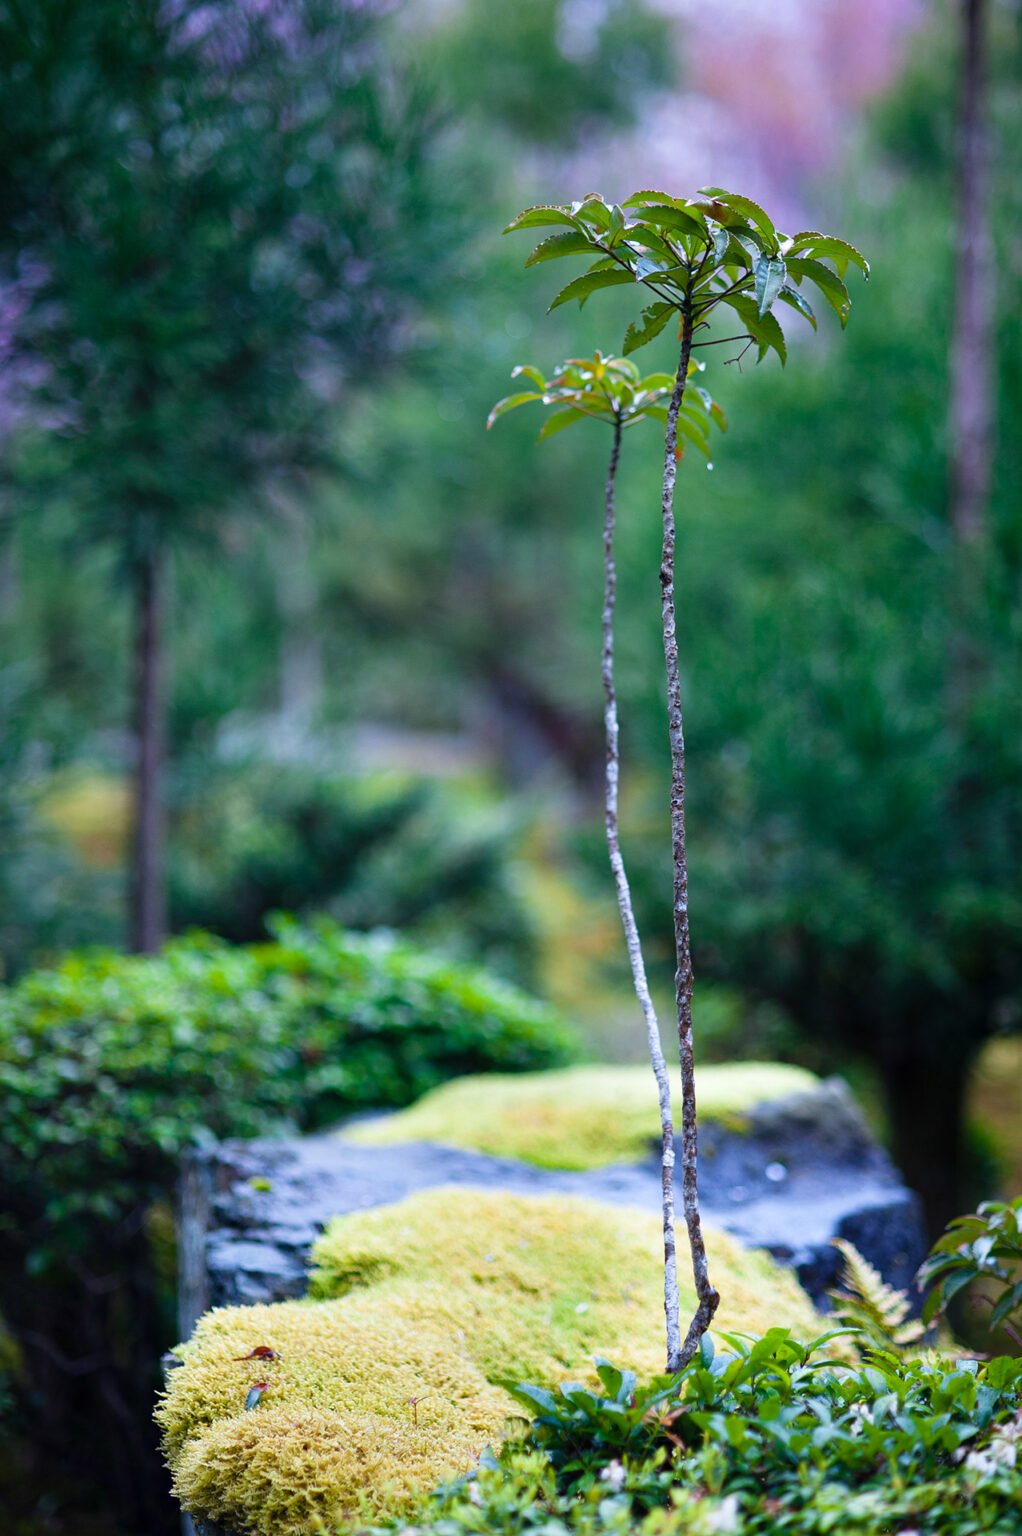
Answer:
[168,763,537,981]
[919,1195,1022,1349]
[430,1331,1022,1536]
[0,918,572,1526]
[0,915,572,1268]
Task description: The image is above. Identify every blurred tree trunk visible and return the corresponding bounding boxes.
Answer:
[0,491,16,617]
[276,504,323,751]
[949,0,992,551]
[881,1039,977,1236]
[130,545,167,953]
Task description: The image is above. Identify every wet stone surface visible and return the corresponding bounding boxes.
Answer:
[178,1076,927,1335]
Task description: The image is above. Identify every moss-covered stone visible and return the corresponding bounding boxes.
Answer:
[343,1062,819,1170]
[159,1188,821,1536]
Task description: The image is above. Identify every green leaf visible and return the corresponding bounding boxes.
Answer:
[623,301,675,355]
[677,417,712,458]
[722,293,787,364]
[787,231,870,278]
[625,224,683,267]
[548,267,635,311]
[485,391,542,429]
[786,257,851,326]
[778,283,817,328]
[990,1281,1022,1328]
[500,1381,560,1415]
[503,205,579,234]
[510,364,546,388]
[699,187,777,245]
[622,189,684,209]
[755,254,787,316]
[693,386,727,430]
[632,203,704,240]
[538,406,589,439]
[525,231,598,266]
[633,253,669,281]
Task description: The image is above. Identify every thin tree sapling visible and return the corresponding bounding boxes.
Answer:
[497,188,867,1369]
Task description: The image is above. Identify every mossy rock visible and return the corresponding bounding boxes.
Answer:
[159,1187,821,1536]
[343,1062,819,1170]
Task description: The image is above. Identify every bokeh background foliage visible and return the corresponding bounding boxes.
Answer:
[0,1,1020,1533]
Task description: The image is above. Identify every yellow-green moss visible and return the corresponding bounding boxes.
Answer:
[343,1062,819,1170]
[159,1188,820,1536]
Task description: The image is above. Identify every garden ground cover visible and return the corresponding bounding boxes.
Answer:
[158,1188,820,1535]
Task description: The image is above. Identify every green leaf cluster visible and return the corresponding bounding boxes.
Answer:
[0,917,573,1270]
[504,188,869,365]
[919,1197,1022,1337]
[435,1331,1022,1536]
[488,353,725,454]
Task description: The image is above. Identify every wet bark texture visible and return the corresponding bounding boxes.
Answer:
[131,544,167,954]
[659,328,719,1366]
[600,414,683,1372]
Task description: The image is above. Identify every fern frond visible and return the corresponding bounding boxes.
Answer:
[828,1239,924,1351]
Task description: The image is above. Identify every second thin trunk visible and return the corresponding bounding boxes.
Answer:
[659,332,719,1367]
[601,415,683,1372]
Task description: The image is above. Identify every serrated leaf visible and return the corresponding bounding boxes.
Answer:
[786,257,851,326]
[623,301,674,355]
[722,293,787,364]
[787,231,870,278]
[755,254,787,316]
[486,391,542,429]
[504,205,579,234]
[778,283,817,328]
[548,268,635,311]
[525,231,597,266]
[632,203,704,240]
[699,188,777,244]
[574,196,612,230]
[621,189,682,209]
[625,224,682,267]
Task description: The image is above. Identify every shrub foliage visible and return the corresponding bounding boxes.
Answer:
[0,919,572,1522]
[438,1331,1022,1536]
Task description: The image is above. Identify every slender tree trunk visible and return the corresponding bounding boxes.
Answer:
[659,326,719,1367]
[949,0,992,550]
[130,544,167,954]
[881,1046,974,1236]
[601,414,683,1372]
[0,488,17,618]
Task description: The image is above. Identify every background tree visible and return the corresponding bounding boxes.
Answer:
[0,0,450,951]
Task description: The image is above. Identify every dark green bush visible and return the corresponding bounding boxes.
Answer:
[0,917,573,1527]
[0,915,573,1266]
[437,1331,1022,1536]
[168,764,537,982]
